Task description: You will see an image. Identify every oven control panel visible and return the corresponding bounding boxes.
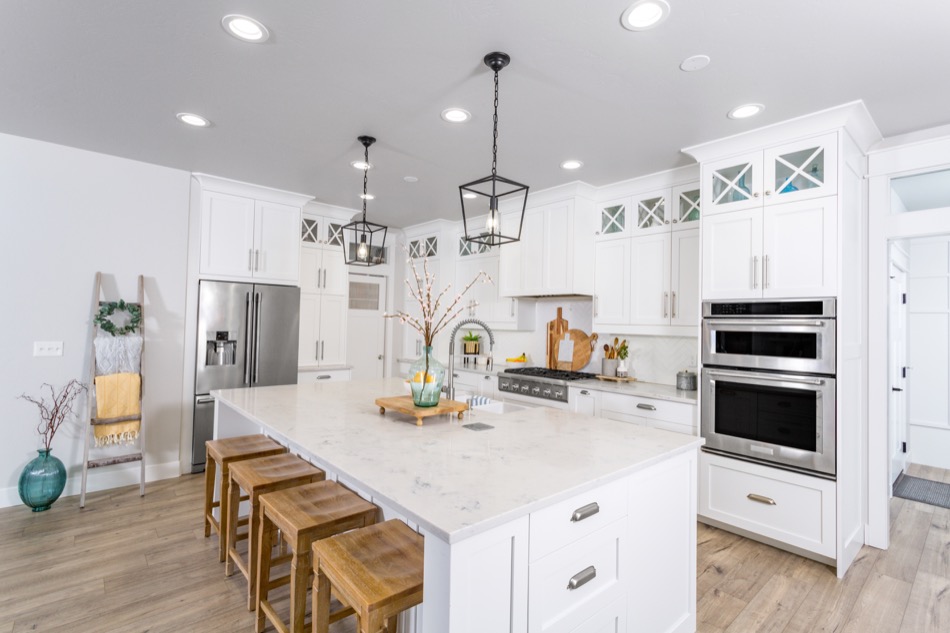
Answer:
[498,377,568,403]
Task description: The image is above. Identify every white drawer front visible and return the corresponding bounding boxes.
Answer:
[529,519,626,633]
[569,598,626,633]
[297,369,351,383]
[699,452,835,557]
[600,393,693,426]
[529,478,627,561]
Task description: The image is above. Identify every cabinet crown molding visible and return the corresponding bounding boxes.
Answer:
[192,173,313,206]
[682,100,882,164]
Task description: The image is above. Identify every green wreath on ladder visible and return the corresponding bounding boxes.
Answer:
[94,300,141,336]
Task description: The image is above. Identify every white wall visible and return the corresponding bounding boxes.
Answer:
[907,237,950,469]
[0,132,191,508]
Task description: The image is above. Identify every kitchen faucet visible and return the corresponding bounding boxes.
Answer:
[444,318,495,402]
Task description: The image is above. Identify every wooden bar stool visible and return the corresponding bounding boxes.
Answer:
[256,481,378,633]
[204,434,287,562]
[312,519,424,633]
[226,453,325,610]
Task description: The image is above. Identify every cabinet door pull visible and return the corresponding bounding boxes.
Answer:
[753,256,759,289]
[580,389,590,395]
[484,375,491,380]
[255,249,261,272]
[753,192,760,198]
[316,374,331,380]
[248,249,254,272]
[671,291,677,318]
[593,295,598,317]
[636,403,656,411]
[764,255,769,289]
[747,493,777,506]
[663,292,669,318]
[316,341,320,361]
[510,298,515,317]
[571,502,600,523]
[321,340,325,361]
[566,566,597,591]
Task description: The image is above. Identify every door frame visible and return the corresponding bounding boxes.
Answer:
[868,130,950,549]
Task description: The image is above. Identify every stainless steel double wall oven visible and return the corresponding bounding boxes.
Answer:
[701,299,837,478]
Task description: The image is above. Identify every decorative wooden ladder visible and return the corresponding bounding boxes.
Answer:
[79,272,146,508]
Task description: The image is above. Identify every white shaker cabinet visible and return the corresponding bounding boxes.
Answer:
[196,179,310,285]
[702,197,837,299]
[629,233,670,325]
[592,238,630,327]
[299,214,349,369]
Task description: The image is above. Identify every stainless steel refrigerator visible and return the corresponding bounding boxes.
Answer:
[191,281,300,471]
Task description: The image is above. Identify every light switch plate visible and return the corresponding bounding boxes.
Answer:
[33,341,63,357]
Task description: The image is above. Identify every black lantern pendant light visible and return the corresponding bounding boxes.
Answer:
[343,135,388,266]
[459,52,529,247]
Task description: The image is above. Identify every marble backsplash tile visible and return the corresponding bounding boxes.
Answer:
[601,335,698,386]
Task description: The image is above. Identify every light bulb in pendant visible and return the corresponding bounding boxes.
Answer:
[357,235,369,261]
[485,201,499,234]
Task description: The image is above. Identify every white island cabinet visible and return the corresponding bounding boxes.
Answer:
[212,379,702,633]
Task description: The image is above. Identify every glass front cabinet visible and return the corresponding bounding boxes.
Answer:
[703,133,838,215]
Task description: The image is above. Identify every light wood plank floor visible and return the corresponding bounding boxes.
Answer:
[0,469,948,632]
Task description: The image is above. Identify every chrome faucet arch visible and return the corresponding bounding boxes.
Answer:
[445,318,496,402]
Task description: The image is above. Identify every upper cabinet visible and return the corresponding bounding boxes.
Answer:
[703,133,838,215]
[455,234,535,330]
[593,180,700,333]
[194,174,312,285]
[499,198,595,297]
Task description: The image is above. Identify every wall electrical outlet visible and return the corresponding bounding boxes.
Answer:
[33,341,64,357]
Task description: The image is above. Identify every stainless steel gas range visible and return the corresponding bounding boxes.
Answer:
[498,367,597,409]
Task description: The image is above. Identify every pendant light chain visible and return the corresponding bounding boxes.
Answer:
[491,69,499,177]
[362,144,370,221]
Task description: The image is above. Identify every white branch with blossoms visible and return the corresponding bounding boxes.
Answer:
[384,247,494,347]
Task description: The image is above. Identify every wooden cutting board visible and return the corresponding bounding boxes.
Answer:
[557,330,598,371]
[546,307,569,369]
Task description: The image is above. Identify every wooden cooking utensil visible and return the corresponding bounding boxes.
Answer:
[546,307,569,369]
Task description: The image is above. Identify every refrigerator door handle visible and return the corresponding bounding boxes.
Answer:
[243,292,253,385]
[253,292,262,383]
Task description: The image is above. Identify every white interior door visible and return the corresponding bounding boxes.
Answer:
[347,274,387,381]
[888,259,909,486]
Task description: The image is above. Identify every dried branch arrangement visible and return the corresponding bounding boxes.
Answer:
[19,380,87,451]
[384,248,493,346]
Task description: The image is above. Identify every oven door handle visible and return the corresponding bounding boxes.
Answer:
[705,319,827,328]
[705,368,826,386]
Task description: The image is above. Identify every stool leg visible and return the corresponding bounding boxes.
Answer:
[203,448,215,538]
[218,463,230,562]
[255,511,276,633]
[313,564,330,633]
[247,495,261,611]
[225,476,240,577]
[291,545,310,633]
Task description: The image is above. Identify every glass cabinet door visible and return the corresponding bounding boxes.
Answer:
[704,151,762,214]
[764,133,838,205]
[598,199,628,236]
[671,183,701,230]
[632,190,670,235]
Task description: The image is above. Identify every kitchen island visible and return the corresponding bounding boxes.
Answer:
[213,378,703,633]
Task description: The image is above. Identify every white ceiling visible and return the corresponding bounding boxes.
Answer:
[3,1,949,228]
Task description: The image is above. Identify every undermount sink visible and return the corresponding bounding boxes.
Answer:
[472,401,529,415]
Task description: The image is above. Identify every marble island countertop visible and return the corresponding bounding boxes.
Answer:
[213,378,702,544]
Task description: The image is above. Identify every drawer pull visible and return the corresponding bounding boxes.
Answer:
[747,493,777,506]
[570,502,600,523]
[636,403,656,411]
[567,565,597,591]
[316,375,331,380]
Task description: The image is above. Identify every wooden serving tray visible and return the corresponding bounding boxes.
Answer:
[595,375,637,383]
[375,395,468,426]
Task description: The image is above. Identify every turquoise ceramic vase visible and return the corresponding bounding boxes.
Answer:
[408,346,445,407]
[18,449,67,512]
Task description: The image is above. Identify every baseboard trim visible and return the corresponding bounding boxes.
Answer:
[0,460,181,509]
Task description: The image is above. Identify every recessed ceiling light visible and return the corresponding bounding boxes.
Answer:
[351,160,372,170]
[360,193,375,200]
[560,159,584,170]
[728,103,765,120]
[441,108,471,123]
[462,192,477,199]
[176,112,210,127]
[403,176,419,183]
[679,54,710,72]
[222,14,270,43]
[621,0,670,31]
